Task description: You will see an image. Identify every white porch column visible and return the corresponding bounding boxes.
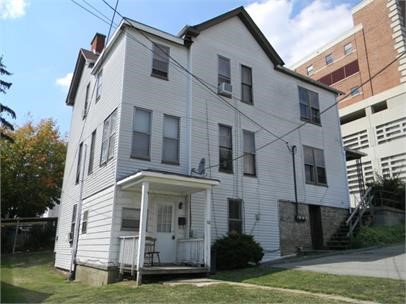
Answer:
[136,181,149,285]
[204,188,211,270]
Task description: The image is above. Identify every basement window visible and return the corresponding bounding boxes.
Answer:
[371,101,388,114]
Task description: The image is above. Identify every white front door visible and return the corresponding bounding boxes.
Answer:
[155,200,176,263]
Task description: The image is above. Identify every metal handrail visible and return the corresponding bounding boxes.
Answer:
[346,187,373,238]
[346,187,372,225]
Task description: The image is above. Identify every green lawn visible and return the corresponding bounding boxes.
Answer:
[1,252,345,304]
[212,265,406,304]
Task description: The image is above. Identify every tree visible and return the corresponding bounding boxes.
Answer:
[0,56,16,142]
[1,119,67,218]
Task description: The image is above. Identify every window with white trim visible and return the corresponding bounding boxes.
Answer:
[132,108,152,160]
[299,86,320,125]
[70,204,77,246]
[121,208,140,231]
[241,65,253,104]
[100,109,117,165]
[344,43,353,55]
[243,130,256,176]
[325,53,333,65]
[228,198,243,234]
[162,115,180,164]
[81,210,88,234]
[151,43,170,79]
[303,146,327,186]
[83,82,90,119]
[218,55,231,85]
[219,124,233,173]
[88,130,96,174]
[96,70,102,101]
[75,142,83,184]
[307,65,314,76]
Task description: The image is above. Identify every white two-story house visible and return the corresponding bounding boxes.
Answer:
[55,7,350,285]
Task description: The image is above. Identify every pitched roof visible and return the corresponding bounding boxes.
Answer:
[66,49,99,105]
[180,6,284,67]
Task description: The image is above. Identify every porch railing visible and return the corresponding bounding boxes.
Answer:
[119,236,138,275]
[176,238,204,265]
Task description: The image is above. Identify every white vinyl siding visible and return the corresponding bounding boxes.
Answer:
[132,108,152,160]
[162,115,180,164]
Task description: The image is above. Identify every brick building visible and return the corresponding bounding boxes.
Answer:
[292,0,406,206]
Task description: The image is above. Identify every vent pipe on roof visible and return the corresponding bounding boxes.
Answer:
[91,33,106,54]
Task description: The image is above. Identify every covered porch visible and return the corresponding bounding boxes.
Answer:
[116,170,219,284]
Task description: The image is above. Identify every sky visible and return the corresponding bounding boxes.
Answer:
[1,0,360,136]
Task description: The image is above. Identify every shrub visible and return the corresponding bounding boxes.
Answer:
[212,232,264,270]
[351,225,405,248]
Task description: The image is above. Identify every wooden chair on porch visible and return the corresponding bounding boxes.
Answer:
[144,237,161,267]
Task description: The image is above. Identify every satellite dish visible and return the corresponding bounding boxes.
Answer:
[191,158,206,176]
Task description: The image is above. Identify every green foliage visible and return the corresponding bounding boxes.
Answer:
[1,119,66,218]
[0,56,16,142]
[351,225,405,248]
[367,175,405,210]
[212,232,264,270]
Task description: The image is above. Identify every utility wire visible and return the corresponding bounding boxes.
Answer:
[71,0,112,25]
[106,0,119,42]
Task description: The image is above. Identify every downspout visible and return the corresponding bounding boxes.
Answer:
[186,41,193,175]
[290,145,299,221]
[69,144,87,280]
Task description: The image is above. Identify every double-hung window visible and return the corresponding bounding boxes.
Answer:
[307,65,314,76]
[81,210,88,234]
[132,108,151,160]
[303,146,327,186]
[344,43,353,55]
[241,65,253,104]
[151,43,170,79]
[83,82,90,119]
[88,130,96,174]
[243,130,256,176]
[96,70,102,101]
[70,204,77,245]
[228,198,243,234]
[299,86,320,125]
[219,124,233,173]
[121,208,140,231]
[100,109,117,165]
[218,55,231,85]
[162,115,180,164]
[75,142,83,184]
[325,53,333,65]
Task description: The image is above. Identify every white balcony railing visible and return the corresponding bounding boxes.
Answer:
[176,238,204,265]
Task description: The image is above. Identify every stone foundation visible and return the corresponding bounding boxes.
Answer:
[75,264,119,286]
[278,200,348,255]
[374,206,405,226]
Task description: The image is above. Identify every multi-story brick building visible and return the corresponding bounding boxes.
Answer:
[292,0,406,205]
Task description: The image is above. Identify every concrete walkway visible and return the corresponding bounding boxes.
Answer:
[165,278,378,304]
[273,244,406,280]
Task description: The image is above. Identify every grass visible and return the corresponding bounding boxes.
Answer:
[212,265,406,304]
[0,252,346,304]
[351,224,405,248]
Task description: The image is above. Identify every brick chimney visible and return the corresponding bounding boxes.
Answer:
[91,33,106,54]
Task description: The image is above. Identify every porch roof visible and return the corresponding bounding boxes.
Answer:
[117,170,220,194]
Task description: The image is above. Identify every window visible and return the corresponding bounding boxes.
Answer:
[157,204,173,232]
[121,208,140,231]
[96,70,102,100]
[228,198,242,234]
[371,101,388,113]
[100,109,117,165]
[344,43,353,55]
[307,65,314,76]
[219,124,233,173]
[75,142,83,184]
[299,87,320,125]
[318,60,359,85]
[340,109,366,125]
[81,210,88,234]
[350,86,360,96]
[132,108,151,160]
[162,115,179,164]
[325,53,333,65]
[88,130,96,174]
[151,43,170,79]
[303,146,327,186]
[83,82,90,119]
[243,130,256,176]
[70,204,77,246]
[218,55,231,85]
[241,65,253,104]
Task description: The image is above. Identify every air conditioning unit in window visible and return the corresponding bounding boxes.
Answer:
[218,82,232,98]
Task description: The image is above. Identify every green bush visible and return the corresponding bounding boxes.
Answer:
[351,225,405,248]
[212,232,264,270]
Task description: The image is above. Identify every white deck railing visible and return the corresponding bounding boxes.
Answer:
[119,236,138,275]
[176,238,204,265]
